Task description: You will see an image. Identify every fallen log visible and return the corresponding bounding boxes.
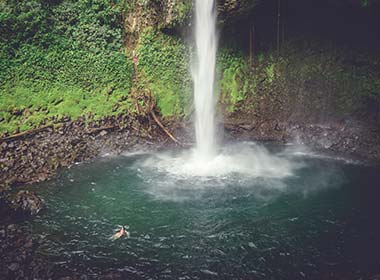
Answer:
[143,89,181,146]
[0,125,53,142]
[150,111,181,146]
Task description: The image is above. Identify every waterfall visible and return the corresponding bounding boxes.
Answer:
[137,0,297,179]
[192,0,218,160]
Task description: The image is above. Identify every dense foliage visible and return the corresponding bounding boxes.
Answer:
[136,28,191,117]
[218,49,251,112]
[0,0,133,135]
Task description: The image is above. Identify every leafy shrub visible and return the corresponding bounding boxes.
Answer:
[218,48,251,112]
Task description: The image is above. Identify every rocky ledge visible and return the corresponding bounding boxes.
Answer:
[224,118,380,162]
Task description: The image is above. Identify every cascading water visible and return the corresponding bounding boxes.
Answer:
[192,0,218,159]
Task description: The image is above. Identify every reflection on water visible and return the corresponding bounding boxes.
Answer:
[27,142,380,279]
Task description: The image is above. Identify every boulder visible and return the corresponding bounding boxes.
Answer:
[11,191,44,216]
[8,262,20,272]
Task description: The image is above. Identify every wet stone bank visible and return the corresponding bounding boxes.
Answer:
[224,118,380,162]
[0,115,166,191]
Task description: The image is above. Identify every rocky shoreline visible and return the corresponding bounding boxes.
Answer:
[1,114,380,210]
[2,115,379,196]
[0,115,167,190]
[1,114,380,279]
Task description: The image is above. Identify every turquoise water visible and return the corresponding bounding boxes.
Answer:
[28,143,380,279]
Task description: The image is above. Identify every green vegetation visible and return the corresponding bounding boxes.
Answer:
[281,43,380,114]
[136,28,191,116]
[218,49,280,112]
[1,0,379,136]
[0,0,133,135]
[0,0,193,135]
[218,42,380,119]
[218,49,250,112]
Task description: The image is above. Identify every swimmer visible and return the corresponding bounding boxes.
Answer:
[110,225,130,240]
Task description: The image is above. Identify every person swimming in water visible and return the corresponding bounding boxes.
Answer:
[110,225,130,240]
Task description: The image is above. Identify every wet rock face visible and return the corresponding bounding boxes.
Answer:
[124,0,192,41]
[11,191,44,216]
[123,0,259,44]
[224,116,380,161]
[217,0,260,23]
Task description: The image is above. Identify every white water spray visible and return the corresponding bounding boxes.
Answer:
[192,0,218,159]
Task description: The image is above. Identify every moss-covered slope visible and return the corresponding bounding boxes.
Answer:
[0,0,133,136]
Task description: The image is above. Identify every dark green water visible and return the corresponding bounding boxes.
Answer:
[27,143,380,279]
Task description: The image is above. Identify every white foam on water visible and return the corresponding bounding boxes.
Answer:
[139,142,296,179]
[122,150,151,157]
[127,142,306,201]
[280,144,361,165]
